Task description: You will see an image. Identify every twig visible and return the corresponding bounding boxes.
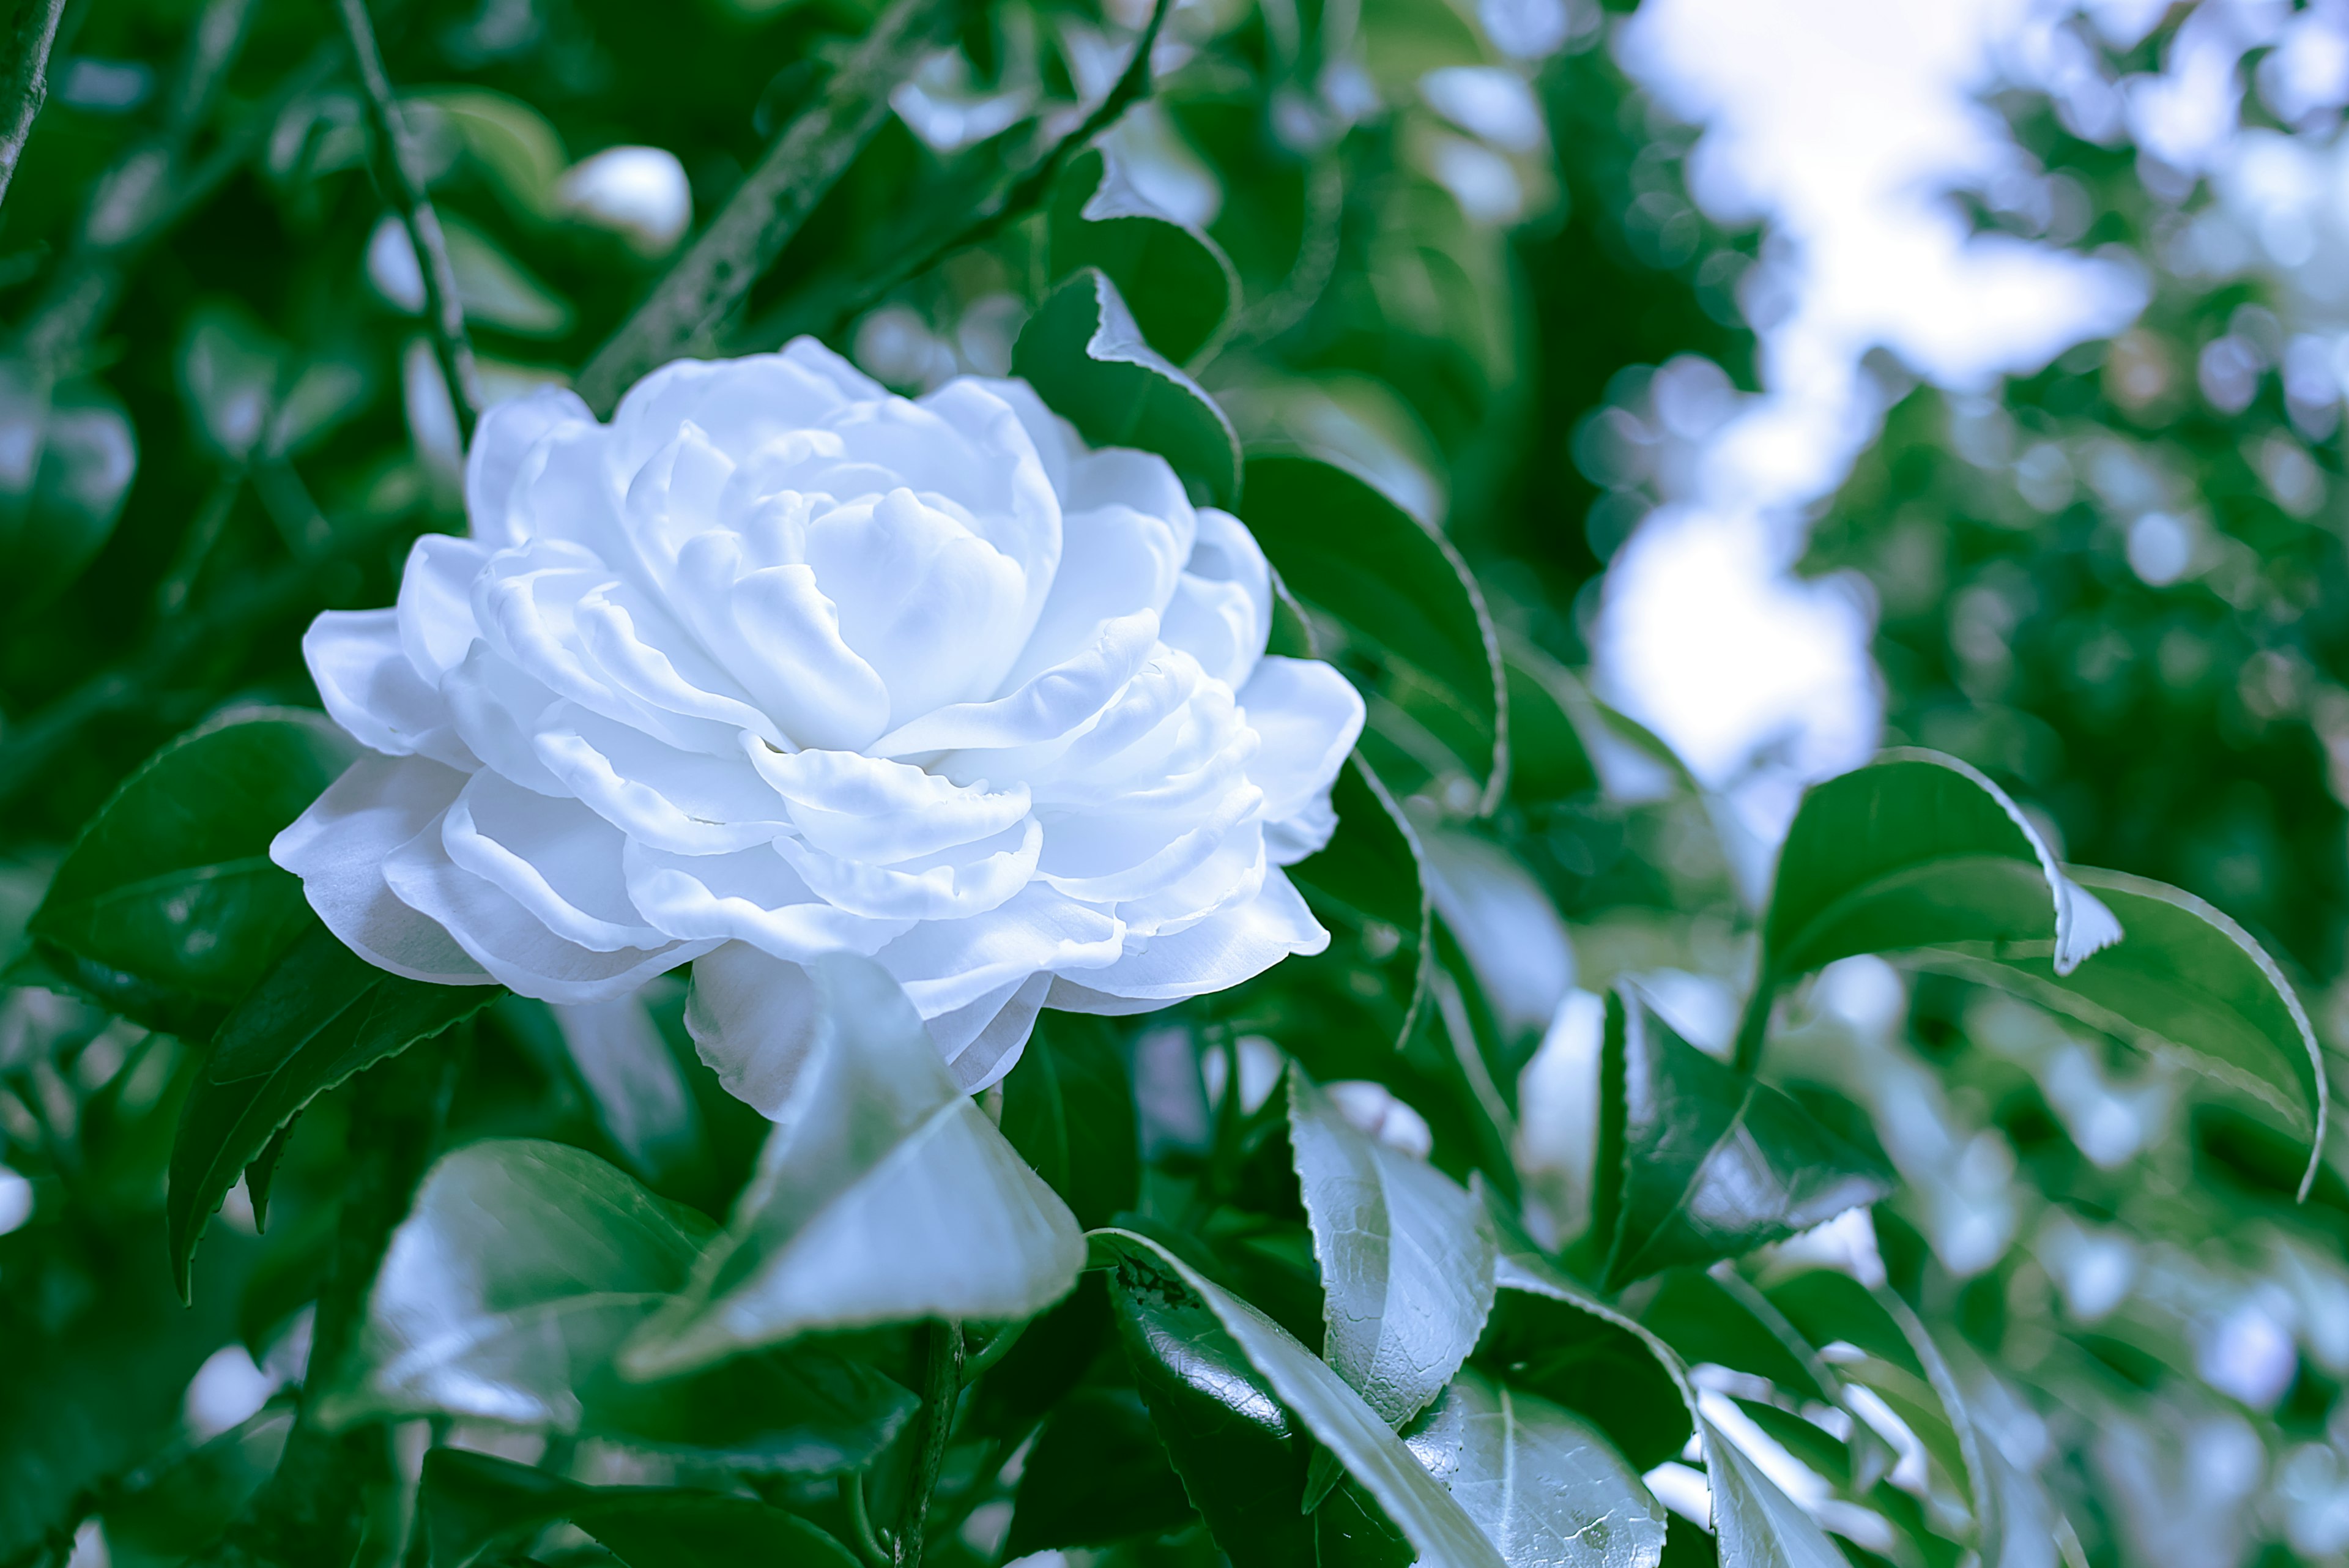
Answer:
[0,0,69,210]
[730,0,1175,353]
[573,0,960,414]
[892,1317,964,1568]
[332,0,480,444]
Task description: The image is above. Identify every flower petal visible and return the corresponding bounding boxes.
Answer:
[1047,866,1324,1009]
[874,883,1124,1017]
[397,532,492,680]
[305,609,473,769]
[270,755,494,987]
[746,743,1031,862]
[683,942,821,1120]
[440,770,666,951]
[929,970,1052,1092]
[623,841,910,960]
[874,609,1159,759]
[465,384,593,549]
[1160,507,1272,690]
[1241,655,1366,824]
[538,705,795,855]
[774,818,1041,921]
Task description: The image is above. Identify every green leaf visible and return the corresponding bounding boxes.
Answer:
[30,710,355,1030]
[1011,267,1241,507]
[1502,635,1690,808]
[1288,1065,1496,1428]
[0,368,138,614]
[178,303,285,463]
[420,1447,857,1568]
[1047,144,1241,366]
[445,214,574,337]
[1751,750,2120,1062]
[1281,754,1434,1055]
[318,1136,913,1471]
[1594,988,1893,1292]
[409,87,569,217]
[1923,865,2328,1197]
[167,924,498,1301]
[1242,453,1507,812]
[1475,1266,1690,1473]
[1406,1366,1669,1568]
[101,1405,294,1568]
[998,1009,1139,1231]
[1635,1270,1830,1406]
[1094,1227,1508,1568]
[621,954,1084,1377]
[1491,1245,1846,1568]
[1006,1387,1199,1555]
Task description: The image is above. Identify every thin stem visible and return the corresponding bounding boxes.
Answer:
[1731,975,1773,1076]
[840,1473,891,1568]
[0,0,69,210]
[958,1317,1028,1382]
[333,0,479,444]
[153,467,242,617]
[892,1317,964,1568]
[574,0,960,414]
[731,0,1175,354]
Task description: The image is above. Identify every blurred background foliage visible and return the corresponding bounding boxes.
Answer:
[10,0,2349,1563]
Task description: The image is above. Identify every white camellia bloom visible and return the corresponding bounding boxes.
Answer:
[273,340,1364,1106]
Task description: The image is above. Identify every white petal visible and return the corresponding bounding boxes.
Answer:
[670,535,888,752]
[746,743,1030,862]
[1160,507,1271,690]
[1241,655,1366,823]
[873,610,1158,759]
[1111,819,1269,940]
[962,375,1079,499]
[1047,866,1324,1007]
[1004,498,1189,688]
[396,532,492,680]
[303,610,472,769]
[440,770,666,951]
[623,841,910,960]
[684,942,820,1120]
[384,818,708,1003]
[930,970,1051,1092]
[573,578,782,748]
[538,705,794,855]
[874,884,1125,1017]
[271,755,494,987]
[774,818,1041,921]
[464,384,593,548]
[442,644,570,796]
[1037,782,1263,904]
[608,343,879,474]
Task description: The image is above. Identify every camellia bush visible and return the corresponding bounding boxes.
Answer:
[0,1,2336,1567]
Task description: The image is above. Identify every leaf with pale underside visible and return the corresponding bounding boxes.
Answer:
[622,954,1084,1377]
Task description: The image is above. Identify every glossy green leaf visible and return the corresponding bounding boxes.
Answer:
[1595,988,1893,1291]
[622,955,1084,1377]
[317,1137,913,1470]
[1095,1227,1508,1568]
[1108,1236,1312,1565]
[1242,453,1507,812]
[1011,267,1241,507]
[998,1009,1139,1230]
[1288,1065,1496,1427]
[1406,1366,1669,1568]
[1491,1246,1845,1568]
[167,924,498,1301]
[1502,634,1690,808]
[0,368,138,614]
[30,710,355,1029]
[420,1447,857,1568]
[1756,751,2120,1034]
[1924,864,2327,1196]
[1636,1269,1830,1406]
[1047,144,1241,366]
[1007,1387,1198,1555]
[1282,754,1434,1054]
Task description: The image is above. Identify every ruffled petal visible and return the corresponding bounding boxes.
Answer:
[465,384,593,549]
[623,841,910,959]
[609,341,880,475]
[874,609,1158,759]
[441,644,570,796]
[774,818,1041,921]
[1241,655,1366,823]
[537,705,794,855]
[873,883,1124,1017]
[396,532,492,679]
[304,609,473,769]
[1160,507,1272,690]
[929,970,1050,1092]
[746,743,1030,862]
[683,942,821,1120]
[440,770,666,951]
[1047,866,1324,1008]
[270,755,494,986]
[383,819,708,1003]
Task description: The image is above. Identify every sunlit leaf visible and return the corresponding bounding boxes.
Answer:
[1012,267,1241,506]
[1289,1065,1496,1427]
[622,955,1084,1377]
[1593,988,1893,1292]
[1047,144,1241,366]
[29,711,357,1032]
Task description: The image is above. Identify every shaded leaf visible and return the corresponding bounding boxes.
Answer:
[999,1009,1139,1230]
[167,925,498,1301]
[622,954,1083,1377]
[1289,1065,1496,1427]
[1635,1270,1830,1406]
[30,710,356,1028]
[409,87,568,217]
[1924,865,2327,1197]
[1095,1227,1507,1568]
[1007,1387,1198,1555]
[421,1447,856,1568]
[1244,453,1507,812]
[1047,143,1240,365]
[1281,754,1434,1054]
[1595,988,1893,1291]
[1011,267,1241,507]
[0,370,138,614]
[1406,1366,1668,1568]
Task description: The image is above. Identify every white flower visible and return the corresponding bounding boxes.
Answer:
[273,340,1364,1102]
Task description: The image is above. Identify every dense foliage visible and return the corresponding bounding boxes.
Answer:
[0,1,2338,1566]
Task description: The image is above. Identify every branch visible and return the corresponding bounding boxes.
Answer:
[731,0,1175,353]
[333,0,480,444]
[0,0,68,210]
[573,0,960,414]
